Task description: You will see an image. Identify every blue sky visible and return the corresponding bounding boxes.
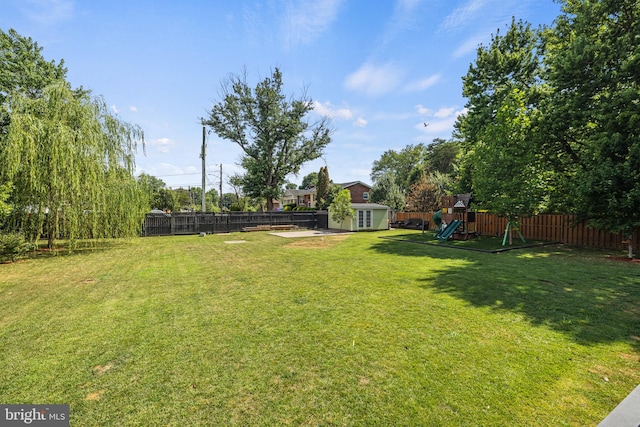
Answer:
[2,0,562,193]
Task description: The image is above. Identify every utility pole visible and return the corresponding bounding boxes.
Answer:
[201,126,206,213]
[219,163,223,211]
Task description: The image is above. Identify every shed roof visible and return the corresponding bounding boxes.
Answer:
[351,203,389,210]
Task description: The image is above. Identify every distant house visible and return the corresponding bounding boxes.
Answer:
[279,181,376,218]
[328,202,390,231]
[281,188,317,209]
[336,181,372,204]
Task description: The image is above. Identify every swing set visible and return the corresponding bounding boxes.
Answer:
[502,220,526,246]
[434,194,527,246]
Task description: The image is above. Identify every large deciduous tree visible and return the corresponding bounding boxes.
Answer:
[456,18,541,147]
[202,68,332,211]
[455,18,544,196]
[455,17,550,242]
[425,138,460,176]
[470,88,548,243]
[370,171,405,220]
[0,28,68,136]
[370,143,427,194]
[1,29,71,219]
[543,0,640,257]
[2,82,145,248]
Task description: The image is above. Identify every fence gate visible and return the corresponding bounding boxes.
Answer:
[143,214,172,236]
[316,211,328,229]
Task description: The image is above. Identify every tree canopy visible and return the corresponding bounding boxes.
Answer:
[0,181,12,224]
[370,143,428,194]
[0,29,147,248]
[202,68,332,210]
[425,138,460,176]
[370,171,405,215]
[405,173,442,233]
[469,88,548,226]
[300,172,318,189]
[329,189,353,229]
[543,0,640,243]
[0,28,68,136]
[2,82,145,248]
[453,1,639,254]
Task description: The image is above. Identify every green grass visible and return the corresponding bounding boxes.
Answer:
[389,230,550,252]
[1,229,639,426]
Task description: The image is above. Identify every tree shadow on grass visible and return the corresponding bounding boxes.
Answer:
[370,237,640,350]
[27,239,133,260]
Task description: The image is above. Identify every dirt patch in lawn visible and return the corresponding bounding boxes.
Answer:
[285,235,350,249]
[92,362,114,375]
[85,390,104,401]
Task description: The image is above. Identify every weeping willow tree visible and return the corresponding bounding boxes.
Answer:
[1,82,146,249]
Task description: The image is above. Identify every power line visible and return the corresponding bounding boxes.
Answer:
[152,172,201,177]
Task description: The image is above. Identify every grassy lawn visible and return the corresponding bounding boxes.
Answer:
[1,229,639,426]
[384,230,551,252]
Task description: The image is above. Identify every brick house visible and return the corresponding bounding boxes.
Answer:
[280,181,372,209]
[336,181,372,204]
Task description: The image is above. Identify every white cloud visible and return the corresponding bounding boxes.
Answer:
[313,100,354,120]
[415,107,468,135]
[344,62,404,97]
[353,117,367,127]
[22,0,74,25]
[416,104,458,118]
[403,74,441,92]
[398,0,424,9]
[442,0,537,58]
[110,105,119,114]
[129,106,138,112]
[379,0,428,46]
[452,34,486,59]
[137,162,184,178]
[439,0,487,32]
[415,104,432,116]
[282,0,343,49]
[434,107,455,118]
[148,138,177,154]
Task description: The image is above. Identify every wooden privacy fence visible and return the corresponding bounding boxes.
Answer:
[143,211,321,236]
[397,212,640,251]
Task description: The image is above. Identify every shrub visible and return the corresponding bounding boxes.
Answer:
[0,232,34,262]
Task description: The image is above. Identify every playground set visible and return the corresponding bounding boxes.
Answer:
[433,194,477,241]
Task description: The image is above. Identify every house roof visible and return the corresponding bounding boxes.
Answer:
[337,181,372,190]
[351,203,389,210]
[283,188,316,196]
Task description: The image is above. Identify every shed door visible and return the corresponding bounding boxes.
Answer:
[358,210,372,230]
